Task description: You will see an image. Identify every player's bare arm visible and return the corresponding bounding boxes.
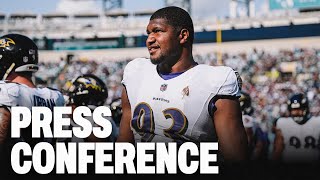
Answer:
[271,128,284,161]
[87,128,107,142]
[252,140,264,160]
[213,98,249,162]
[0,107,11,154]
[116,86,134,143]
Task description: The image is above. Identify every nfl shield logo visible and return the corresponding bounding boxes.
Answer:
[160,84,168,92]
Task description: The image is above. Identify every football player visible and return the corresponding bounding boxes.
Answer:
[110,97,122,127]
[64,74,118,142]
[0,34,65,173]
[117,6,248,163]
[272,93,320,163]
[240,91,269,161]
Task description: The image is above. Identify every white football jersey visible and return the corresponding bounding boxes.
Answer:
[122,58,241,143]
[276,116,320,163]
[0,81,65,145]
[0,81,65,109]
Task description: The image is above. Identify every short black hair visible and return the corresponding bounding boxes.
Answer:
[150,6,194,44]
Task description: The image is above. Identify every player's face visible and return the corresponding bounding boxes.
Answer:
[146,18,181,65]
[291,109,304,117]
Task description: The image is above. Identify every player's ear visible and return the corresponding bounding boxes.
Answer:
[179,28,189,44]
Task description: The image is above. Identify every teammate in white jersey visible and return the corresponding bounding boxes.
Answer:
[240,91,269,161]
[0,34,65,173]
[117,6,248,163]
[272,93,320,163]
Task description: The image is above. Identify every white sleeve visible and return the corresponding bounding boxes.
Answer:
[275,118,284,129]
[217,69,242,97]
[121,58,149,87]
[121,59,137,87]
[56,92,66,106]
[0,83,19,107]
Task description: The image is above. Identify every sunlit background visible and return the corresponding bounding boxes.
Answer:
[1,0,320,159]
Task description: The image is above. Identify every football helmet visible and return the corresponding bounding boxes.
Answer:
[239,91,254,115]
[66,74,108,108]
[0,34,38,80]
[287,93,309,124]
[110,97,122,125]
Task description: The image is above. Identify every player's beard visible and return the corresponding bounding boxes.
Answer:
[292,115,308,124]
[150,47,181,66]
[150,52,165,65]
[151,52,181,74]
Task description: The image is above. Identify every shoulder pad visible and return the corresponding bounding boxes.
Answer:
[122,58,152,86]
[0,82,20,106]
[276,117,291,127]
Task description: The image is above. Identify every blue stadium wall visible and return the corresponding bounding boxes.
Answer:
[37,23,320,50]
[136,23,320,47]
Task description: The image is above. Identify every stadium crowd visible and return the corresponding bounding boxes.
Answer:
[35,47,320,159]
